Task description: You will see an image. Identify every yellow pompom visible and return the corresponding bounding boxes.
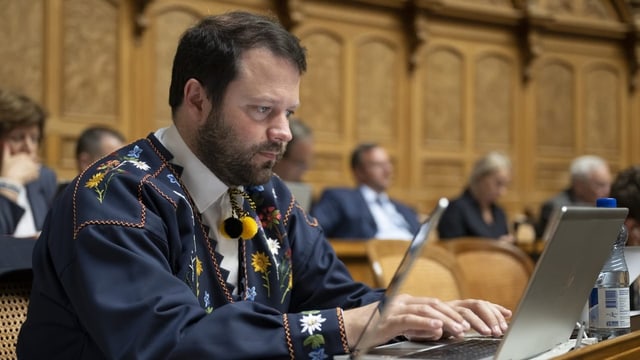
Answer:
[240,216,258,240]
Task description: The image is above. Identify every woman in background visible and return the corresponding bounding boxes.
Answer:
[0,89,57,237]
[438,151,514,242]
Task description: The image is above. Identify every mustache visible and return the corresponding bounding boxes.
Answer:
[255,142,286,158]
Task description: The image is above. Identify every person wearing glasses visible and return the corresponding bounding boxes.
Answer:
[0,89,57,238]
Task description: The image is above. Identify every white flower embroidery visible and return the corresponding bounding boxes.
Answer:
[266,237,280,255]
[300,313,326,335]
[129,160,151,171]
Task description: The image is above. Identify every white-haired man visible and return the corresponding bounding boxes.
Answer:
[536,155,612,236]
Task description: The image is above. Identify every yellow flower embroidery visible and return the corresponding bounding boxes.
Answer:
[85,172,105,189]
[252,252,271,273]
[195,257,203,276]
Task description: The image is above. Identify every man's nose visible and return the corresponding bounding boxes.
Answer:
[269,114,293,143]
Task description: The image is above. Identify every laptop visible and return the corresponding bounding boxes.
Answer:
[349,205,628,360]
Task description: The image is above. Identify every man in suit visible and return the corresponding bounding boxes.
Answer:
[311,143,420,239]
[536,155,612,236]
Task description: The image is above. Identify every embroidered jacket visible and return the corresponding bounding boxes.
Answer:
[18,134,383,359]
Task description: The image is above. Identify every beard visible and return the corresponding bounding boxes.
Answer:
[195,109,285,186]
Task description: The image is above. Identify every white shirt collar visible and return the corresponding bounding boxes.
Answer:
[359,185,385,203]
[154,125,227,213]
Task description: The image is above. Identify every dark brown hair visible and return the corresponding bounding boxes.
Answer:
[0,89,46,141]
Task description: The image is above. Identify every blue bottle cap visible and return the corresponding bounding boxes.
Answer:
[596,197,617,208]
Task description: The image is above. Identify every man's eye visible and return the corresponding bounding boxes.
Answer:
[257,106,270,113]
[286,110,294,118]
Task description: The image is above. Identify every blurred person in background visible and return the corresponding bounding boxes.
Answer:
[272,118,314,210]
[610,165,640,247]
[56,125,126,196]
[609,165,640,310]
[438,151,514,242]
[75,126,126,172]
[272,117,313,182]
[536,155,611,236]
[311,142,420,240]
[0,88,56,238]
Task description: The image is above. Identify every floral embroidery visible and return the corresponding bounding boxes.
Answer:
[203,291,212,313]
[195,257,203,276]
[279,248,292,303]
[260,206,281,230]
[245,187,294,304]
[84,145,150,203]
[300,311,327,357]
[308,349,328,360]
[167,174,178,184]
[246,286,257,301]
[300,312,326,335]
[266,237,280,255]
[251,251,272,296]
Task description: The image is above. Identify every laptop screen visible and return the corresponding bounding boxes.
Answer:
[351,197,449,357]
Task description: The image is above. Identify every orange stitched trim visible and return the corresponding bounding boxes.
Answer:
[282,196,295,227]
[303,208,319,227]
[73,173,154,239]
[337,307,350,354]
[148,138,234,303]
[146,177,177,208]
[282,313,295,360]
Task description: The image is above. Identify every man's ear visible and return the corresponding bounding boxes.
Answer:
[183,79,211,124]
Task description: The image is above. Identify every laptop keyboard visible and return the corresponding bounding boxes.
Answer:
[403,338,500,359]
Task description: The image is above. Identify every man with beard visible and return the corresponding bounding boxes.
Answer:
[17,12,510,359]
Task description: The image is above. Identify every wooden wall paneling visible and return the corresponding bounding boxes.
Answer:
[412,42,467,214]
[582,62,627,166]
[37,0,121,181]
[632,84,640,165]
[0,0,45,103]
[526,31,629,214]
[292,2,409,201]
[2,0,639,224]
[410,14,523,217]
[353,31,410,202]
[295,23,348,193]
[133,0,275,140]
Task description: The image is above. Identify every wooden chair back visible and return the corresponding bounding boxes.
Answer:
[366,239,468,301]
[0,270,32,360]
[438,237,535,311]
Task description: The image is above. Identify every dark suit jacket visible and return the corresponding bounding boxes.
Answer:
[437,189,509,240]
[536,188,577,237]
[0,166,57,235]
[310,187,421,239]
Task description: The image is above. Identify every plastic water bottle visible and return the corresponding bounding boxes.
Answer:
[588,197,630,341]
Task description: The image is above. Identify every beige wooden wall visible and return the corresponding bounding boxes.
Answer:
[2,0,639,223]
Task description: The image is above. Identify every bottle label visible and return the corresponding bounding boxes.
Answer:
[589,287,631,328]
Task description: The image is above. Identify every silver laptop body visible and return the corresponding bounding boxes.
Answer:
[350,205,628,360]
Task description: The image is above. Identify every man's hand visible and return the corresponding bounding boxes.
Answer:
[343,294,504,351]
[446,298,511,337]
